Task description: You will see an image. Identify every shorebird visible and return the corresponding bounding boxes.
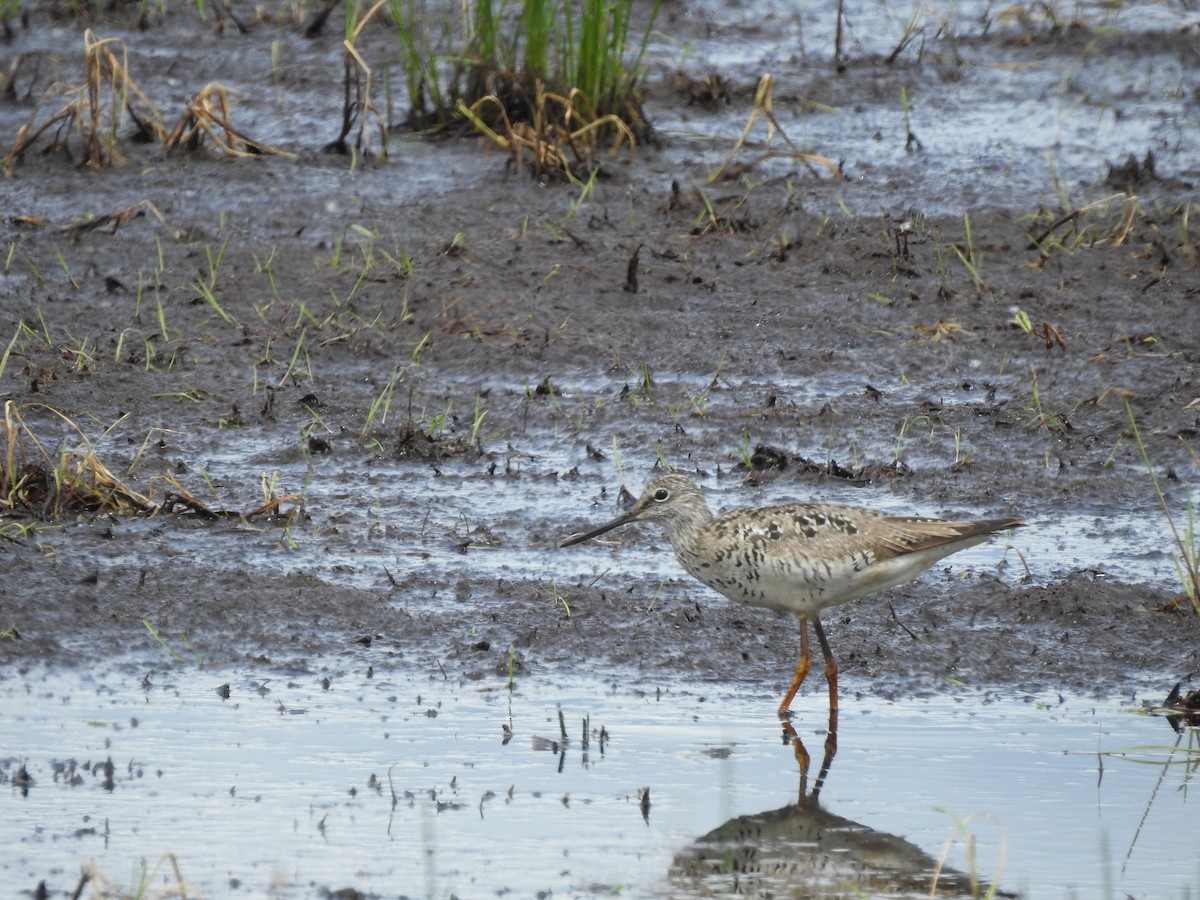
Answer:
[560,474,1024,717]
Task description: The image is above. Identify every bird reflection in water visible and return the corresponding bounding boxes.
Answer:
[670,708,1015,898]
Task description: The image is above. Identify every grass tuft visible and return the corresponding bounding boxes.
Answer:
[165,82,295,157]
[394,0,660,146]
[2,401,154,520]
[1,401,300,528]
[2,30,165,172]
[1126,401,1200,612]
[457,79,635,181]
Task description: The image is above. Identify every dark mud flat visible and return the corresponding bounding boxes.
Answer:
[3,173,1200,694]
[2,3,1200,895]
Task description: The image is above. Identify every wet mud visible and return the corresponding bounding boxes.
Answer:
[4,163,1199,696]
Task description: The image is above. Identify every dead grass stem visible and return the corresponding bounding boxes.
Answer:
[457,80,634,180]
[2,30,164,173]
[165,83,295,158]
[708,75,844,184]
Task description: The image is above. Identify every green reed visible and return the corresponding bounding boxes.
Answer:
[390,0,660,132]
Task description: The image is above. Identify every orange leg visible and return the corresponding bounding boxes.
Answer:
[777,616,813,717]
[782,702,840,803]
[781,719,811,774]
[812,615,839,711]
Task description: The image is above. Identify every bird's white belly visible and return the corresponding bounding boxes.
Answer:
[675,535,992,617]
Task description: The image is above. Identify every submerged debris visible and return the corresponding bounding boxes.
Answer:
[1163,681,1200,733]
[394,422,482,462]
[1106,150,1157,191]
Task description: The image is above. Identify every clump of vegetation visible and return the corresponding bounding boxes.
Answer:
[0,401,298,530]
[2,31,285,172]
[388,0,659,176]
[392,0,659,136]
[2,30,164,172]
[2,401,155,521]
[1025,193,1139,265]
[457,79,635,180]
[165,82,293,157]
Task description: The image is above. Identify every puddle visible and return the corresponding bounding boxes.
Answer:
[2,663,1196,898]
[29,412,1186,600]
[650,0,1197,214]
[4,0,1195,225]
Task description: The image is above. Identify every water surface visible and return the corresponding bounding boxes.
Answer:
[3,665,1195,897]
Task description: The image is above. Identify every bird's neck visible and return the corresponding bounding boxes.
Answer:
[665,504,714,562]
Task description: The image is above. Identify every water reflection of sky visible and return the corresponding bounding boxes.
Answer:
[2,667,1196,897]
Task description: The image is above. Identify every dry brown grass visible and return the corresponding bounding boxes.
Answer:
[1,401,300,527]
[708,74,844,184]
[165,83,294,158]
[2,30,164,173]
[3,33,291,172]
[457,80,636,181]
[2,401,154,519]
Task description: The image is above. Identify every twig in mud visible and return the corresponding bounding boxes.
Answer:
[161,490,223,520]
[624,244,642,293]
[386,763,400,837]
[1030,209,1080,249]
[243,493,301,521]
[1028,193,1138,255]
[708,75,843,183]
[62,199,181,240]
[835,0,846,67]
[889,601,920,640]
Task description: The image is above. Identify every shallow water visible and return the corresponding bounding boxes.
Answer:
[652,0,1198,214]
[2,664,1195,898]
[5,0,1195,223]
[31,411,1187,602]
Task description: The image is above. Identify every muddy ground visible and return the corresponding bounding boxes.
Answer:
[1,3,1200,708]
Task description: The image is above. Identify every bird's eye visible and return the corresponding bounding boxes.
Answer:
[653,489,669,502]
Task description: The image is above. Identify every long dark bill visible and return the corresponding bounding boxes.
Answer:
[558,509,640,548]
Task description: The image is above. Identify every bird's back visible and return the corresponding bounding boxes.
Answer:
[668,501,1019,617]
